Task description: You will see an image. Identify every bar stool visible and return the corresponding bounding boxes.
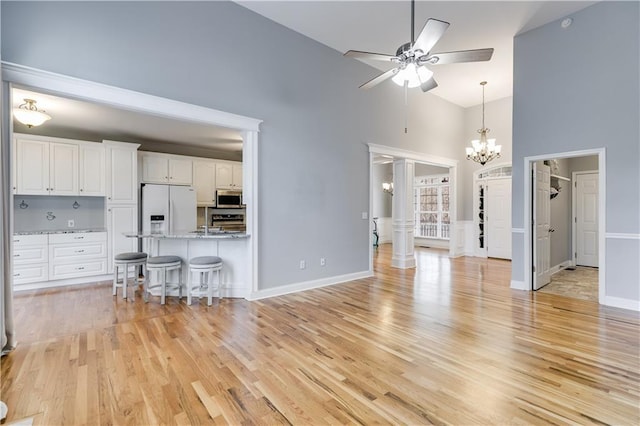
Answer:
[187,256,223,306]
[144,255,183,305]
[113,252,147,299]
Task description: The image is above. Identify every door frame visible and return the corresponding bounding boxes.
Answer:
[1,61,263,297]
[367,144,458,274]
[572,170,599,268]
[523,148,606,303]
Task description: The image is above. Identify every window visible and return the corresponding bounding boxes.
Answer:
[414,175,450,239]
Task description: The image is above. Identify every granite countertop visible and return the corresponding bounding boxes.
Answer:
[124,231,250,240]
[14,228,108,236]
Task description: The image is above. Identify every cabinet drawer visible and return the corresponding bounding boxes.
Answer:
[49,232,107,244]
[50,259,107,280]
[13,246,48,265]
[13,234,48,247]
[50,242,107,262]
[13,263,48,285]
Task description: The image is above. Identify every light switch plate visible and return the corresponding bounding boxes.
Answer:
[362,212,368,220]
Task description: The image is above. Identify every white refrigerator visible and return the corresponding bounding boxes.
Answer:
[141,184,197,234]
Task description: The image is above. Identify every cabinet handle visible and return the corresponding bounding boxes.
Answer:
[13,254,20,257]
[74,236,85,240]
[13,239,19,243]
[13,273,20,277]
[76,267,85,270]
[75,249,85,253]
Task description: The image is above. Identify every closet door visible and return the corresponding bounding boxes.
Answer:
[486,178,512,260]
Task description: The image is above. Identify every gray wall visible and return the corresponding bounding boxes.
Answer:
[372,163,392,219]
[512,1,639,302]
[415,163,449,177]
[1,1,468,290]
[462,96,513,219]
[13,196,105,233]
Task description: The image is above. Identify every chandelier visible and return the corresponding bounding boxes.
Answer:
[13,99,52,128]
[466,81,501,165]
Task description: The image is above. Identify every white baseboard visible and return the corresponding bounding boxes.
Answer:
[248,270,372,301]
[14,274,112,292]
[550,260,573,275]
[510,280,528,290]
[603,296,640,311]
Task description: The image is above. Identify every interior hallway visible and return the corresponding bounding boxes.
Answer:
[1,245,638,424]
[538,266,599,302]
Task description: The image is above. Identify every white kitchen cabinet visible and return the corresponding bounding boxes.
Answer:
[193,160,217,205]
[141,153,193,185]
[12,234,49,287]
[105,141,139,204]
[215,162,242,189]
[15,138,49,195]
[106,204,138,273]
[79,143,105,196]
[14,135,84,196]
[49,232,107,280]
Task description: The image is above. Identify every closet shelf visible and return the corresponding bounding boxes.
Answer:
[551,174,571,182]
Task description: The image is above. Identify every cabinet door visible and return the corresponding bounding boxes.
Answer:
[142,154,169,183]
[169,158,193,185]
[16,139,49,195]
[232,164,243,189]
[79,144,105,196]
[49,142,79,195]
[215,163,233,189]
[107,147,138,204]
[193,161,216,205]
[107,205,138,273]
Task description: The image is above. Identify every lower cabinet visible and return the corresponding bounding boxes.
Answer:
[48,232,107,280]
[13,234,49,287]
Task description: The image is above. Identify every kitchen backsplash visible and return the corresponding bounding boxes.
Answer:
[14,195,105,233]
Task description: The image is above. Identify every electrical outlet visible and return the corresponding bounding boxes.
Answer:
[320,258,326,266]
[67,219,75,228]
[299,260,306,270]
[362,212,368,220]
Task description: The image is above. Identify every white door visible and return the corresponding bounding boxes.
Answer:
[79,144,105,196]
[533,162,551,290]
[107,205,138,273]
[49,142,79,195]
[193,161,216,205]
[576,173,599,267]
[487,178,512,259]
[142,154,169,183]
[169,186,196,233]
[215,163,233,188]
[16,139,49,195]
[168,158,193,185]
[108,147,137,204]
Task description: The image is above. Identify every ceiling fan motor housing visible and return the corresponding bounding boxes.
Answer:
[396,42,417,58]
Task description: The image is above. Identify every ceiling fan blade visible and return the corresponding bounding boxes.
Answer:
[412,18,450,55]
[420,76,438,93]
[419,48,494,65]
[344,50,398,63]
[359,68,399,90]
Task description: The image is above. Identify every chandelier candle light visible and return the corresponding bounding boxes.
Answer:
[466,81,501,166]
[13,99,52,128]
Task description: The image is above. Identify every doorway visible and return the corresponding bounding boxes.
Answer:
[527,152,603,302]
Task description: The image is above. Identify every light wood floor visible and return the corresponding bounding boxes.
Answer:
[2,245,639,425]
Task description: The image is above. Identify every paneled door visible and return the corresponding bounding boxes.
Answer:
[486,178,512,259]
[575,173,599,267]
[533,162,551,290]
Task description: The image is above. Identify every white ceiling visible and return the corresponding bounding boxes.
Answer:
[12,87,243,157]
[237,0,596,107]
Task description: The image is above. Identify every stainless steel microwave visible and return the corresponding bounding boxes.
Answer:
[216,190,243,208]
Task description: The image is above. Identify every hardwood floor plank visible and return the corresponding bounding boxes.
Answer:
[2,245,638,424]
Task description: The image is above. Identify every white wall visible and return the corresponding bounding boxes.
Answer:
[512,1,639,306]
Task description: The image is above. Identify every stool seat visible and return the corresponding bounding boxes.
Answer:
[113,252,147,300]
[115,252,148,261]
[148,255,182,265]
[190,256,222,266]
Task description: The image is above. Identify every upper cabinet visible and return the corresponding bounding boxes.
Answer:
[193,160,216,206]
[79,143,105,196]
[104,141,139,204]
[14,136,84,196]
[216,162,242,189]
[140,152,193,185]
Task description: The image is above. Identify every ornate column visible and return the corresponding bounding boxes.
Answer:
[392,159,416,269]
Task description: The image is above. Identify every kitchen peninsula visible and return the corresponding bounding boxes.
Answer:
[126,230,250,298]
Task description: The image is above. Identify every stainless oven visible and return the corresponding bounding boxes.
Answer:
[216,190,243,208]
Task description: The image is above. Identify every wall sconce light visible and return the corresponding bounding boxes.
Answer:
[382,182,394,195]
[13,99,52,128]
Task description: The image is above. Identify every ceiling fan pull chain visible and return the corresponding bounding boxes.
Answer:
[404,81,409,133]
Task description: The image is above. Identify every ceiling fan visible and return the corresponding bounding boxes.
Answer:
[344,0,494,92]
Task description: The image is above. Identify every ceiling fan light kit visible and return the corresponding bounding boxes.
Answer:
[14,98,52,128]
[343,0,494,93]
[466,81,501,166]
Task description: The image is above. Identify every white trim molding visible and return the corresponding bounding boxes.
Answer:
[550,260,574,276]
[512,228,525,234]
[510,280,528,290]
[248,271,372,301]
[603,296,640,312]
[605,233,640,240]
